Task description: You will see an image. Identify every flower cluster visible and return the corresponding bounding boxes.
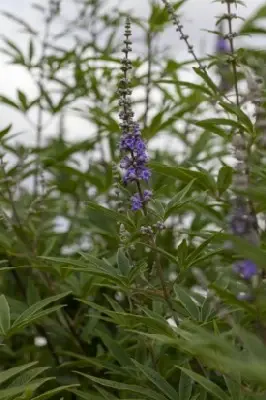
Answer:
[118,18,152,211]
[120,124,151,184]
[233,260,257,281]
[131,190,152,211]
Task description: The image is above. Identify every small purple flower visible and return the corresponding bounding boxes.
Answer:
[135,138,146,153]
[133,123,141,135]
[124,167,137,183]
[131,193,142,211]
[143,190,152,202]
[130,190,152,211]
[216,37,229,53]
[120,135,135,151]
[120,156,131,169]
[233,259,257,280]
[139,167,151,181]
[136,153,148,163]
[231,214,249,235]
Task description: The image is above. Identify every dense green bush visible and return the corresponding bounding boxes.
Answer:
[1,0,266,399]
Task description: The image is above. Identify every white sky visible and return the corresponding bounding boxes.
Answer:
[0,0,265,145]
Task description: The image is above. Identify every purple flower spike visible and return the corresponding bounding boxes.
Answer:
[233,259,257,280]
[118,19,152,211]
[119,122,152,201]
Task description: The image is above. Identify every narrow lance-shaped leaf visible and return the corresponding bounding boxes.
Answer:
[178,368,230,400]
[0,295,10,335]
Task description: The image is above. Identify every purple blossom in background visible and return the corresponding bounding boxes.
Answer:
[216,36,229,54]
[215,24,232,93]
[233,259,257,280]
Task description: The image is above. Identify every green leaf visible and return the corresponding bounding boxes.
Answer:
[17,90,28,111]
[0,362,37,385]
[132,360,178,400]
[219,101,254,133]
[0,124,12,139]
[12,292,70,329]
[71,388,116,400]
[179,365,193,400]
[31,384,80,400]
[0,94,19,109]
[97,330,133,367]
[87,201,133,227]
[165,180,196,218]
[211,284,254,314]
[10,305,64,333]
[217,166,233,196]
[223,374,240,400]
[0,377,53,398]
[76,372,168,400]
[193,67,218,93]
[0,295,10,335]
[41,256,123,285]
[8,366,48,387]
[178,368,229,400]
[29,38,34,62]
[228,235,266,269]
[117,248,131,276]
[174,286,199,320]
[194,118,242,131]
[150,162,216,194]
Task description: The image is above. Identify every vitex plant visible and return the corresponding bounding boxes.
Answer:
[0,0,266,399]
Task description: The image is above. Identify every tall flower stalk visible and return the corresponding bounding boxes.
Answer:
[117,19,179,326]
[223,2,260,289]
[118,18,152,212]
